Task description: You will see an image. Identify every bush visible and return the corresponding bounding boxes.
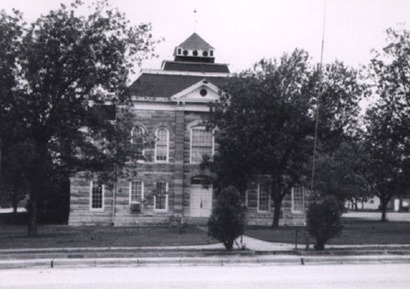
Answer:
[307,195,342,250]
[208,186,246,250]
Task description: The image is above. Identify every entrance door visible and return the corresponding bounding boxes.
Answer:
[190,185,213,217]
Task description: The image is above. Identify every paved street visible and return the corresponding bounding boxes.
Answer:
[1,264,410,289]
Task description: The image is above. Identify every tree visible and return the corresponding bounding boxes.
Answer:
[208,186,246,250]
[0,9,26,214]
[207,50,365,227]
[307,195,342,250]
[208,50,315,228]
[311,61,368,203]
[365,27,410,221]
[0,140,32,214]
[363,107,409,221]
[0,1,157,236]
[313,140,370,207]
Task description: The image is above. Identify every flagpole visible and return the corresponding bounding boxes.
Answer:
[310,0,327,195]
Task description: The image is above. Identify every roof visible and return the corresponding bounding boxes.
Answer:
[162,61,229,73]
[127,73,228,98]
[178,33,214,50]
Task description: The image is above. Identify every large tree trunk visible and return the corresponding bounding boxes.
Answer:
[272,199,282,228]
[380,199,388,222]
[12,197,19,224]
[28,196,38,236]
[27,139,48,237]
[12,199,18,214]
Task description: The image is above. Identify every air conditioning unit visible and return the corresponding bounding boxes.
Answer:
[130,203,141,212]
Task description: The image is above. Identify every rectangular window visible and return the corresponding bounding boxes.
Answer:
[154,181,168,211]
[258,183,270,212]
[246,182,258,208]
[130,181,143,204]
[292,186,304,213]
[191,127,213,163]
[90,182,104,211]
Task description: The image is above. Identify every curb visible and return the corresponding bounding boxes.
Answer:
[2,254,410,270]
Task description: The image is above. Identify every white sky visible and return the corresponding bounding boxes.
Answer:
[1,0,410,76]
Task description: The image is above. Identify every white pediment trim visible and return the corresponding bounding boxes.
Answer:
[170,79,221,103]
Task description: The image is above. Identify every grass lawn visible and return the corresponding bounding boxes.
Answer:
[245,217,410,246]
[0,224,216,249]
[2,214,410,250]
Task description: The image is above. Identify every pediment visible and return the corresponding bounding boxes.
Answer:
[170,79,220,103]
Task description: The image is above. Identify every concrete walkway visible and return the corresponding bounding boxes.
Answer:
[0,235,294,254]
[150,235,295,251]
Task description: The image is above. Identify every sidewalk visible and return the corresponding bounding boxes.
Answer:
[2,234,410,270]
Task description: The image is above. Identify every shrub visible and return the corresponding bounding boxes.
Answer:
[208,186,246,250]
[307,195,342,250]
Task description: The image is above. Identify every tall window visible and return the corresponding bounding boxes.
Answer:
[90,182,104,211]
[154,181,168,211]
[246,182,270,212]
[292,186,304,213]
[258,183,270,212]
[155,128,169,163]
[246,182,258,209]
[130,181,143,204]
[191,127,213,163]
[131,126,145,160]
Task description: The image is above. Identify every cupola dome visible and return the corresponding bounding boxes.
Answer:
[174,33,215,63]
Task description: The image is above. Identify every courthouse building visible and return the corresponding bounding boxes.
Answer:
[68,33,308,226]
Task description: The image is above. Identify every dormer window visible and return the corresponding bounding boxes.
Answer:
[210,50,214,57]
[183,50,188,56]
[203,51,208,57]
[193,50,198,56]
[177,48,182,55]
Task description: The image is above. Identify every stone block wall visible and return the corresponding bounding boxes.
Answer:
[69,172,114,226]
[69,103,309,227]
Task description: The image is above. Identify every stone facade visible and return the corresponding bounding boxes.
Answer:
[68,33,309,227]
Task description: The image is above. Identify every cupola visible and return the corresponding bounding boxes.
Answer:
[174,33,215,63]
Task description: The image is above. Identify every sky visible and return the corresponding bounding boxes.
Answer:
[1,0,410,77]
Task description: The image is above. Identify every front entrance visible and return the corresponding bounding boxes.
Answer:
[190,185,213,218]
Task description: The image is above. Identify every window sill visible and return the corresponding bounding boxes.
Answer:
[90,208,104,212]
[154,209,168,213]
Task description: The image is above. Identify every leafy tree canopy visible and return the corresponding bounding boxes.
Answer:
[364,27,410,221]
[0,0,158,235]
[207,49,365,227]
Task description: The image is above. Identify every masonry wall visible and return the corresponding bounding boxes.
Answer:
[69,172,114,226]
[69,103,308,227]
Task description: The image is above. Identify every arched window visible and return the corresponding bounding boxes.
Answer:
[155,128,169,163]
[131,126,145,161]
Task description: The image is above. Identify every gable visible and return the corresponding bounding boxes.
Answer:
[127,72,228,98]
[170,80,221,103]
